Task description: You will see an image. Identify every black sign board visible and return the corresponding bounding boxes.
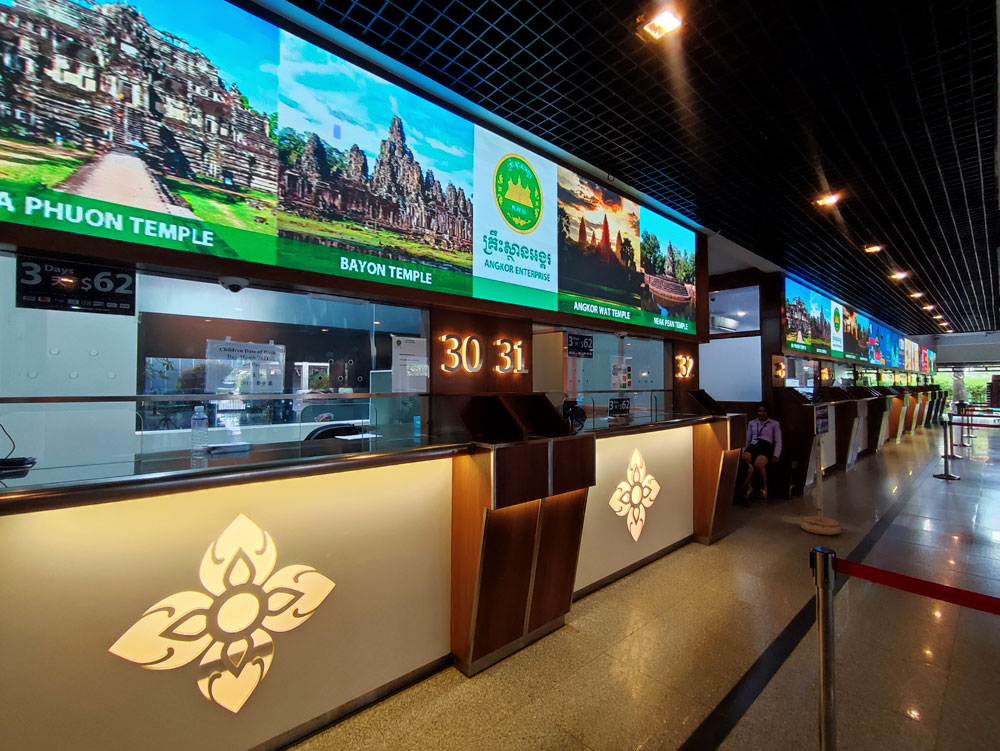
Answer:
[15,254,135,316]
[608,397,631,418]
[567,333,594,359]
[815,404,830,435]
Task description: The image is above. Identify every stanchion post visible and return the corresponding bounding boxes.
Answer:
[956,402,971,448]
[944,410,960,461]
[935,415,961,481]
[811,547,837,751]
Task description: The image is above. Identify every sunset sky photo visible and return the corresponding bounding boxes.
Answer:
[558,168,639,252]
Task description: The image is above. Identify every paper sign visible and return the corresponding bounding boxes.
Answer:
[391,336,429,393]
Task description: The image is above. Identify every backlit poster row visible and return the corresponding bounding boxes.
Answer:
[783,277,934,373]
[0,0,697,334]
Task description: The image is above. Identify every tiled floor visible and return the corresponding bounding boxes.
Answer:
[291,427,1000,750]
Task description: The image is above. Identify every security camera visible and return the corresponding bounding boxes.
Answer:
[219,276,249,293]
[615,331,628,340]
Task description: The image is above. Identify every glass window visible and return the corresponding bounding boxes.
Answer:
[709,286,759,335]
[0,251,432,488]
[833,362,854,387]
[784,355,817,390]
[531,324,670,430]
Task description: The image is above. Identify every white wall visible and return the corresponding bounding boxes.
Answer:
[0,255,139,471]
[698,336,762,402]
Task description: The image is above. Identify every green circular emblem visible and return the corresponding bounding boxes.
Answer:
[833,308,841,331]
[493,154,542,234]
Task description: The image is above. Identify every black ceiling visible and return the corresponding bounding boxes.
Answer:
[288,0,998,335]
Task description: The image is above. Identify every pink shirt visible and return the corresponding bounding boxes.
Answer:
[746,418,782,459]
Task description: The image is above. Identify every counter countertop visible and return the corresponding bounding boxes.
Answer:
[0,413,726,515]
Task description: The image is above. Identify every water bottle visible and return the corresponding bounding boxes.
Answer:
[413,415,421,442]
[191,406,209,454]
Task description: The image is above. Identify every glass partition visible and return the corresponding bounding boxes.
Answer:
[0,393,441,491]
[784,355,817,390]
[0,250,440,491]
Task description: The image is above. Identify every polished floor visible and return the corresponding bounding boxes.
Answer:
[290,427,1000,751]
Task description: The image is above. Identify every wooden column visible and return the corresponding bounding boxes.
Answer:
[833,401,860,469]
[451,434,595,676]
[692,418,737,544]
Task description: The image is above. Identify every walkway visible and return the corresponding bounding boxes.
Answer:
[291,428,999,750]
[61,149,198,219]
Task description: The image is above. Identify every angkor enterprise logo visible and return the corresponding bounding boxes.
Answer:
[833,307,841,332]
[493,154,542,234]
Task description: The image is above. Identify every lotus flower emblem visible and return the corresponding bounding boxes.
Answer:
[609,449,660,541]
[110,514,334,713]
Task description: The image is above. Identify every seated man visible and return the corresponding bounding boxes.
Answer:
[738,401,782,501]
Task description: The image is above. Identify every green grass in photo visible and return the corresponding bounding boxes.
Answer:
[166,179,277,264]
[165,179,275,233]
[279,211,473,269]
[0,137,86,186]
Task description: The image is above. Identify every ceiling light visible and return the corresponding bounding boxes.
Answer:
[815,193,841,207]
[938,321,949,326]
[933,314,943,319]
[922,304,935,310]
[890,271,909,280]
[863,245,882,253]
[641,8,682,39]
[909,292,924,298]
[736,310,747,317]
[373,320,381,325]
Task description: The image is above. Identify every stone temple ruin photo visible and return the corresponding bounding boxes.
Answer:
[0,0,278,258]
[275,31,474,276]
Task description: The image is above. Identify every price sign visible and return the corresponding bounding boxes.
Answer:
[15,254,135,316]
[608,397,631,418]
[567,333,593,359]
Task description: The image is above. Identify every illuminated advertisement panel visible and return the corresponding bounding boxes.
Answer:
[830,300,844,356]
[555,170,697,333]
[0,0,700,335]
[783,277,932,372]
[808,288,832,355]
[843,309,869,361]
[783,277,813,353]
[0,0,280,261]
[472,127,558,310]
[275,30,474,297]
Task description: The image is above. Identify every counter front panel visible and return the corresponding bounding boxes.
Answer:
[0,459,453,751]
[575,427,694,591]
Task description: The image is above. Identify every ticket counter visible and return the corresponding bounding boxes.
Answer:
[0,396,729,750]
[846,386,890,454]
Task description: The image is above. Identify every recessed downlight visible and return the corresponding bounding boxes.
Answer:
[641,8,682,39]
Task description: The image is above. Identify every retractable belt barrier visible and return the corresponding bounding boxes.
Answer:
[809,546,999,750]
[834,558,1000,616]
